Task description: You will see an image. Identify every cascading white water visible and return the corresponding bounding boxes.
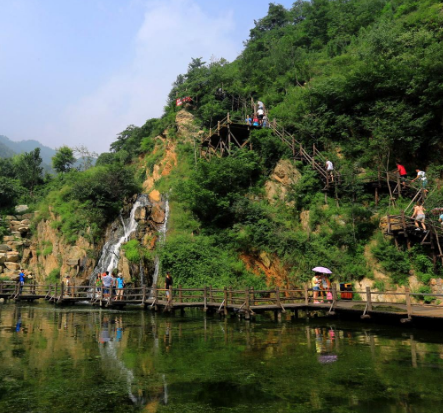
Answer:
[90,194,149,284]
[152,198,170,287]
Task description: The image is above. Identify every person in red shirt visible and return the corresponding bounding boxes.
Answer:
[396,162,407,186]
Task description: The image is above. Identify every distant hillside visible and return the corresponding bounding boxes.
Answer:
[0,135,56,166]
[0,140,16,158]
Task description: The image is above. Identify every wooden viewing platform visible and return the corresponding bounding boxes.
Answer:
[386,209,443,265]
[2,281,443,326]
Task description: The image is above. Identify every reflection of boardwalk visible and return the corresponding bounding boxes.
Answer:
[3,281,443,326]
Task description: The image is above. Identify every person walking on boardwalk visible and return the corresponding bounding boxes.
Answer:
[165,272,173,299]
[326,160,334,183]
[411,168,428,193]
[412,203,427,231]
[116,274,125,301]
[18,269,25,294]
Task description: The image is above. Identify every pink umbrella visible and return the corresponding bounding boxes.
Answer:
[312,267,332,274]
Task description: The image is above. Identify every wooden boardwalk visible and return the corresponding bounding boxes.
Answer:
[2,281,443,325]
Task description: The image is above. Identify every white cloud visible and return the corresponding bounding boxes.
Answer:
[52,0,237,153]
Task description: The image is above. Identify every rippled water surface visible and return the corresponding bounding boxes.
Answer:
[1,302,443,413]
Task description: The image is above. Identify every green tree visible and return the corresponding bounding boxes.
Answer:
[52,146,76,173]
[13,148,43,194]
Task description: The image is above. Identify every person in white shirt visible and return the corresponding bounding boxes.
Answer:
[411,168,428,192]
[326,160,334,182]
[257,108,264,125]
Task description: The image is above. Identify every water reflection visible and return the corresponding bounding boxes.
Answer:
[1,303,443,412]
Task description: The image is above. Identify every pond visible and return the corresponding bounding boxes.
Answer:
[1,302,443,413]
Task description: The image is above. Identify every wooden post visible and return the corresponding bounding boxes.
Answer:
[203,285,207,312]
[179,285,183,304]
[60,282,64,302]
[229,286,233,306]
[405,287,412,319]
[304,283,309,305]
[153,284,158,311]
[223,287,228,316]
[209,285,213,303]
[245,288,250,320]
[366,286,373,311]
[142,285,146,305]
[250,286,255,306]
[397,172,402,197]
[168,286,173,306]
[332,283,338,309]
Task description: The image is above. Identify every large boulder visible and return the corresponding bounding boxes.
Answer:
[4,262,20,271]
[265,160,301,205]
[6,251,20,262]
[15,205,29,214]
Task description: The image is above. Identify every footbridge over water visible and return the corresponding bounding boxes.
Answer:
[3,281,443,327]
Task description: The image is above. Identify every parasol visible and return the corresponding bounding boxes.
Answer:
[312,266,332,274]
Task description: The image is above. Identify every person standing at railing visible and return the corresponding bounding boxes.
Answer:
[412,202,427,232]
[18,269,25,294]
[312,273,321,303]
[102,271,113,298]
[165,272,173,299]
[64,275,71,297]
[116,274,125,301]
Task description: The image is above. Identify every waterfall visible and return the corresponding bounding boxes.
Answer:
[90,194,149,284]
[152,198,170,287]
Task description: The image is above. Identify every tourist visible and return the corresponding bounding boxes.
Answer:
[116,274,125,301]
[326,160,334,182]
[321,275,332,301]
[252,116,259,127]
[439,212,443,228]
[111,272,117,298]
[312,273,321,303]
[18,269,25,294]
[95,275,102,294]
[396,161,408,186]
[262,115,268,128]
[102,271,113,298]
[411,202,427,231]
[257,107,264,126]
[165,272,173,299]
[64,275,71,297]
[411,168,428,192]
[257,100,264,110]
[245,115,252,126]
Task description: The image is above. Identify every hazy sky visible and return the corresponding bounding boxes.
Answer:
[0,0,294,153]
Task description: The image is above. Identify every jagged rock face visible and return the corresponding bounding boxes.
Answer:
[265,160,301,205]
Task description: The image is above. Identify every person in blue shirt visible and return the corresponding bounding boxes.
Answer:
[439,213,443,228]
[116,274,125,301]
[18,269,25,293]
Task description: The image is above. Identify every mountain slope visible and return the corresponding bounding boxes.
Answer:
[0,135,56,165]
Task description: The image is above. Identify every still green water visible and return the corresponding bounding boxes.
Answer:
[1,303,443,413]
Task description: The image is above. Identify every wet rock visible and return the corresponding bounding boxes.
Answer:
[15,205,29,214]
[151,205,165,224]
